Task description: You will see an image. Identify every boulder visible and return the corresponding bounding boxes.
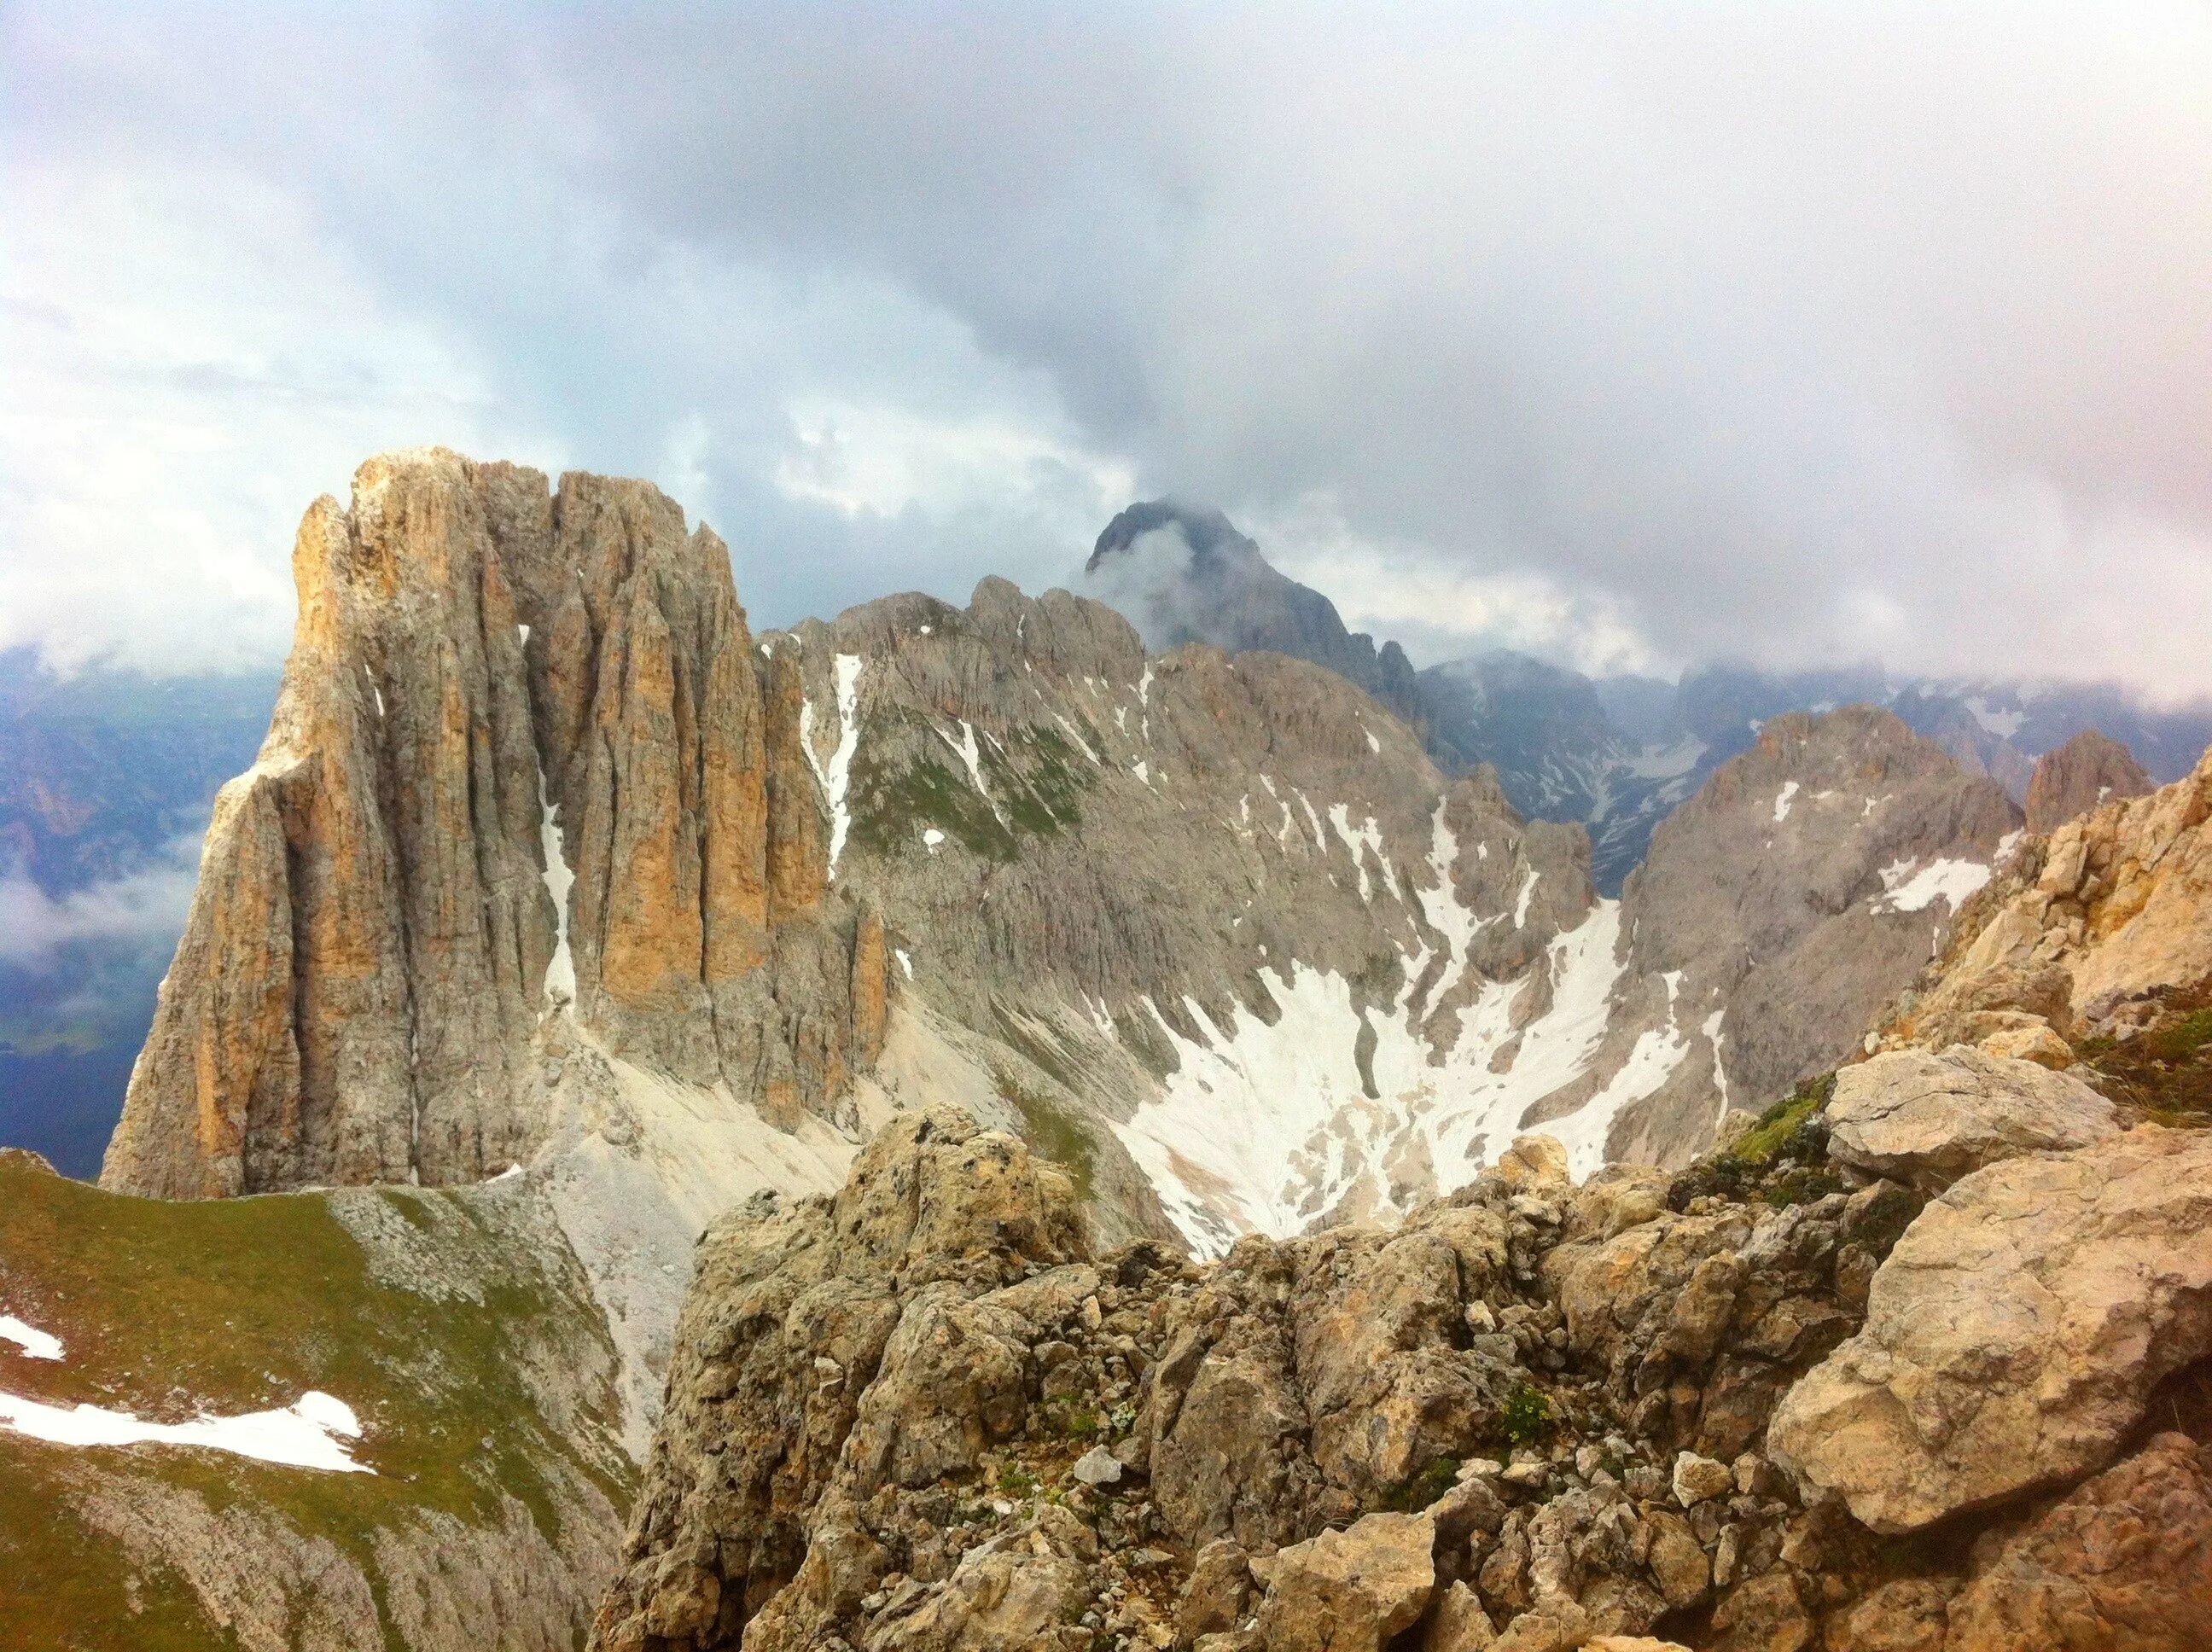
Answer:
[1671,1452,1733,1507]
[1254,1512,1436,1652]
[1768,1127,2212,1533]
[1943,1431,2212,1650]
[1177,1539,1257,1647]
[1827,1047,2119,1194]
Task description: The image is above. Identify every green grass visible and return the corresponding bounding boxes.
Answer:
[0,1155,629,1649]
[846,714,1098,863]
[1728,1075,1834,1165]
[2078,989,2212,1123]
[1381,1456,1461,1513]
[1670,1073,1839,1211]
[1001,1080,1101,1205]
[1499,1384,1554,1449]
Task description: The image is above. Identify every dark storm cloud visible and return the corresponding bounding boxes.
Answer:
[5,3,2210,691]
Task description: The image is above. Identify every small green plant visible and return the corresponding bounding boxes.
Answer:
[1382,1457,1462,1512]
[1761,1164,1844,1208]
[996,1463,1039,1498]
[1500,1384,1554,1449]
[1730,1073,1835,1166]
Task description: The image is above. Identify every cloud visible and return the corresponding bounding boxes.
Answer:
[6,3,2212,691]
[0,838,204,974]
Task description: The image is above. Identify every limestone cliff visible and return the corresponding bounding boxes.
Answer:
[1560,708,2020,1167]
[102,450,885,1199]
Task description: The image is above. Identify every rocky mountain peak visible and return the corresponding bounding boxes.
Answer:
[2023,726,2152,834]
[1080,499,1422,731]
[101,448,883,1199]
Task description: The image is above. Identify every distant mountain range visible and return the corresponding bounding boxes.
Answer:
[1082,501,2212,891]
[9,497,2211,1180]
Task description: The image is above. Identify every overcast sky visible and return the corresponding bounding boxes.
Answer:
[6,3,2211,694]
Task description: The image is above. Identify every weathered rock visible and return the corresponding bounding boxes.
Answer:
[1826,1047,2120,1195]
[1671,1452,1733,1506]
[1942,1432,2212,1651]
[1547,1190,1860,1461]
[1768,1126,2212,1533]
[591,1108,1085,1649]
[102,450,882,1198]
[1178,1539,1258,1648]
[1422,1580,1496,1652]
[1254,1513,1436,1652]
[1074,1446,1125,1487]
[1708,1570,1815,1652]
[1882,742,2212,1055]
[2025,730,2152,835]
[1825,1579,1953,1652]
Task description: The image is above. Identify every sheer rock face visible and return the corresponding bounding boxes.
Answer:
[102,450,876,1198]
[1578,708,2021,1168]
[101,451,2021,1252]
[2023,729,2152,835]
[1881,745,2212,1059]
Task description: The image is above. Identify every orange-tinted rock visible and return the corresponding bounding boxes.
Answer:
[102,448,877,1198]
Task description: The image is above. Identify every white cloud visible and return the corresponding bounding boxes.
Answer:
[6,3,2212,694]
[0,838,202,973]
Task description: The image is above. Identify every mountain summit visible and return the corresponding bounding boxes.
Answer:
[1084,500,1425,730]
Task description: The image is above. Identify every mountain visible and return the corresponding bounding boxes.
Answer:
[0,451,2036,1647]
[0,649,278,1174]
[2022,727,2152,834]
[1076,502,2212,894]
[1085,501,1426,735]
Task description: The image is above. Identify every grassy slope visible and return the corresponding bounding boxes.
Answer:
[0,1153,630,1650]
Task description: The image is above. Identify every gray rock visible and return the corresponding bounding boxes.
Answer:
[1768,1126,2212,1533]
[1074,1446,1124,1487]
[1826,1046,2120,1194]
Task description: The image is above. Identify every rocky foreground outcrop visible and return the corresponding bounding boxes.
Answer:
[592,1085,2212,1652]
[1882,741,2212,1063]
[1770,1125,2212,1534]
[1825,1046,2118,1194]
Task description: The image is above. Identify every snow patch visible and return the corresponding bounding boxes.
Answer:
[1114,905,1632,1256]
[536,757,576,1005]
[922,827,946,852]
[937,718,1004,820]
[1513,867,1540,928]
[0,1316,63,1362]
[1325,804,1394,902]
[800,654,866,876]
[1965,697,2026,739]
[1052,713,1101,764]
[0,1388,370,1474]
[894,948,914,980]
[1873,856,1994,915]
[1627,736,1707,779]
[1773,782,1801,823]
